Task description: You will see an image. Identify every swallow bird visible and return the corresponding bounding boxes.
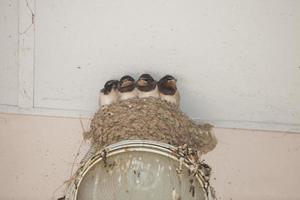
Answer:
[136,74,159,99]
[118,75,138,101]
[157,75,180,105]
[99,80,119,107]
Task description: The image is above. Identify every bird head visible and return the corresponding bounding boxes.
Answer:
[118,75,135,92]
[136,74,156,91]
[101,80,119,94]
[158,75,177,95]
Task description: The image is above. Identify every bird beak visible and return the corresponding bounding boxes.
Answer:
[137,79,147,86]
[166,79,176,89]
[121,80,132,88]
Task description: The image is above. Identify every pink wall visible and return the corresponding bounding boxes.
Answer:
[0,113,299,200]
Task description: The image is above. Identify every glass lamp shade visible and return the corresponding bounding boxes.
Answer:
[66,141,209,200]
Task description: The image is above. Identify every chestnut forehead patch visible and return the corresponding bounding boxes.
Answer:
[120,75,135,83]
[139,74,155,82]
[118,81,135,93]
[137,81,156,92]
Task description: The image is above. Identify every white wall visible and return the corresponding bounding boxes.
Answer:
[0,0,19,105]
[0,0,300,132]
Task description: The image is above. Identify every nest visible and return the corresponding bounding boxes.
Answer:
[84,97,217,154]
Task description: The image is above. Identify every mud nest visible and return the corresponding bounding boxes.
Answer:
[84,97,217,154]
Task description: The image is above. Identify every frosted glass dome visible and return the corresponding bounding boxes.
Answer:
[68,141,209,200]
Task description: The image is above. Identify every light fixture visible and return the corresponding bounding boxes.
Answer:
[65,140,214,200]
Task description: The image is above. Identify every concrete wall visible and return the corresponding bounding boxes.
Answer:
[0,113,299,200]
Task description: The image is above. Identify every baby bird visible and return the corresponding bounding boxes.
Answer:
[158,75,180,105]
[118,75,138,101]
[99,80,119,107]
[136,74,159,99]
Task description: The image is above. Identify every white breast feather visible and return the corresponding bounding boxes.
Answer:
[138,86,160,98]
[99,89,119,107]
[160,90,180,105]
[119,88,138,101]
